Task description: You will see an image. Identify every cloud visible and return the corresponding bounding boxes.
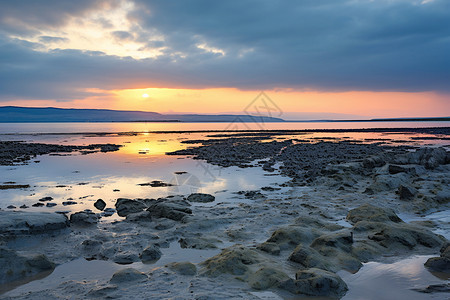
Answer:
[0,0,449,101]
[38,36,69,44]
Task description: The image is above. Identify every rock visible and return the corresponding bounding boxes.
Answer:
[200,245,262,276]
[32,202,44,207]
[289,244,327,269]
[424,257,450,273]
[62,201,77,206]
[109,268,147,283]
[125,211,152,222]
[113,252,140,264]
[94,199,106,211]
[368,173,410,192]
[115,198,147,217]
[435,190,450,204]
[398,185,416,201]
[248,267,290,290]
[413,283,450,294]
[140,245,162,263]
[70,211,98,225]
[237,190,266,200]
[46,202,57,207]
[266,226,321,250]
[102,208,116,217]
[147,201,192,221]
[39,196,53,202]
[0,211,69,236]
[0,247,55,284]
[407,147,447,169]
[353,221,445,251]
[346,204,402,224]
[166,262,197,275]
[278,268,348,298]
[187,193,215,203]
[256,242,280,255]
[19,205,28,209]
[179,237,218,249]
[7,205,16,209]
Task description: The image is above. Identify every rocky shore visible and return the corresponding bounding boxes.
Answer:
[0,133,449,299]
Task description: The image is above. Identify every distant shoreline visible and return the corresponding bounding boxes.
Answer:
[0,117,449,123]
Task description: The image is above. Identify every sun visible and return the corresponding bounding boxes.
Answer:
[142,93,149,98]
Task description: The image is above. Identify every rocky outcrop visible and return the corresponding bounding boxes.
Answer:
[115,198,147,217]
[186,193,215,203]
[0,211,69,236]
[0,247,55,284]
[278,268,348,298]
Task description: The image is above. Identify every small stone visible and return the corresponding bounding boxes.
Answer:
[94,199,106,211]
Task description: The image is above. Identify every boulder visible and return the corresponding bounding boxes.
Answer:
[115,198,147,217]
[140,245,162,263]
[147,201,192,221]
[94,199,106,211]
[398,185,416,201]
[70,211,98,225]
[346,204,402,224]
[187,193,215,203]
[125,211,153,222]
[278,268,348,298]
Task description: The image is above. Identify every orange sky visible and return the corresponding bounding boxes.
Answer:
[3,88,449,120]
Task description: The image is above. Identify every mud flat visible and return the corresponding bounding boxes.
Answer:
[0,133,449,299]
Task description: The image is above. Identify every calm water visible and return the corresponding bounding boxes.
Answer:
[0,121,448,134]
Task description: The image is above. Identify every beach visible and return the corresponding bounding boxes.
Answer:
[0,125,449,299]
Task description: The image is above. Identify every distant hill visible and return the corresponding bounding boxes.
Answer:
[0,106,285,123]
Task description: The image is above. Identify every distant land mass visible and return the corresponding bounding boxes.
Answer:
[0,106,448,123]
[0,106,285,123]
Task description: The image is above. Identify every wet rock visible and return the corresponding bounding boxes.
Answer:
[125,211,153,222]
[7,205,16,209]
[261,186,281,191]
[256,242,280,256]
[424,243,450,273]
[407,147,447,169]
[102,208,116,217]
[413,283,450,294]
[435,190,450,204]
[62,201,77,206]
[0,247,55,284]
[200,245,262,276]
[147,200,192,221]
[0,211,69,236]
[94,199,106,211]
[32,202,44,207]
[398,185,416,201]
[179,237,218,249]
[237,190,266,200]
[115,198,147,217]
[70,211,99,225]
[166,262,197,275]
[138,180,173,187]
[19,205,28,209]
[140,245,162,263]
[266,226,321,250]
[346,204,402,224]
[354,221,445,251]
[368,173,410,192]
[289,244,327,269]
[39,196,53,202]
[46,202,57,207]
[248,267,290,290]
[109,268,147,283]
[279,268,348,298]
[113,252,140,264]
[187,193,215,203]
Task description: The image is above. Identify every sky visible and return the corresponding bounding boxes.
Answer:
[0,0,449,120]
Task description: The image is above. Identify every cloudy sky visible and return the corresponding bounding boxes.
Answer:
[0,0,449,119]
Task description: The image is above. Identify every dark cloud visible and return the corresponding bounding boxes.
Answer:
[0,0,450,101]
[38,36,69,44]
[111,31,135,41]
